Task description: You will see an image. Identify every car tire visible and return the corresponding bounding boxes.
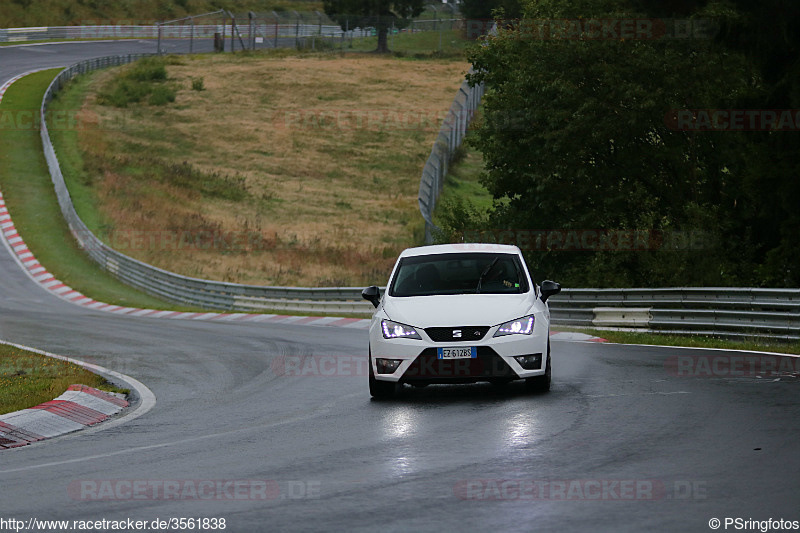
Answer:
[369,351,397,399]
[525,341,551,393]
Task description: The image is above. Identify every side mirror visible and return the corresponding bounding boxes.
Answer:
[362,285,381,308]
[540,280,561,303]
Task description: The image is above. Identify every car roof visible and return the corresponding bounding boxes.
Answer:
[399,243,523,258]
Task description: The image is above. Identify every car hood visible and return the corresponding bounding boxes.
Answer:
[383,293,536,327]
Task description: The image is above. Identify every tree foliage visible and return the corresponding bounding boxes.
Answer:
[458,0,523,20]
[457,0,799,287]
[0,0,320,27]
[323,0,425,52]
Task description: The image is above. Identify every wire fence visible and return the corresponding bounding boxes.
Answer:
[419,72,485,243]
[1,15,460,53]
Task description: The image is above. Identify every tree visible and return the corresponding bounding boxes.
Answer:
[458,0,523,21]
[458,0,524,39]
[460,0,781,287]
[323,0,426,53]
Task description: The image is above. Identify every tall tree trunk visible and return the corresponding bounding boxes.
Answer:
[376,27,389,53]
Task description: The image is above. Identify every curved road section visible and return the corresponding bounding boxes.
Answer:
[1,40,799,533]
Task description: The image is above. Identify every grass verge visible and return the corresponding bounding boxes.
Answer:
[0,343,127,415]
[433,142,493,213]
[0,69,192,311]
[348,29,468,57]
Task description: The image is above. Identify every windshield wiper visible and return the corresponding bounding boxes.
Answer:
[476,257,499,294]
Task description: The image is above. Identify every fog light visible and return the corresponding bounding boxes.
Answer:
[375,358,402,374]
[514,354,542,370]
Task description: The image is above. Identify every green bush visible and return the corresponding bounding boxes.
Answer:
[97,79,150,107]
[148,84,177,106]
[126,58,168,82]
[98,57,177,108]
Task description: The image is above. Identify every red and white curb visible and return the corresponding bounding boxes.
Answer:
[0,72,605,340]
[0,341,156,451]
[0,385,128,449]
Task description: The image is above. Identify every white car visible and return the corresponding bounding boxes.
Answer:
[362,243,561,398]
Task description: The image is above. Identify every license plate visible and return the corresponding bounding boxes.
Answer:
[437,347,477,360]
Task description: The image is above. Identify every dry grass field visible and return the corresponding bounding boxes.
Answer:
[71,52,468,286]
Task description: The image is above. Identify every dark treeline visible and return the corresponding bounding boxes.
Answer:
[443,0,800,288]
[0,0,322,27]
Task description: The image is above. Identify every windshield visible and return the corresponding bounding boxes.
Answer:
[388,253,530,297]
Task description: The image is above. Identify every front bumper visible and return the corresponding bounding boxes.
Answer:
[369,322,549,384]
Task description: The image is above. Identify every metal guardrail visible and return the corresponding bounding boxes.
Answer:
[0,23,357,43]
[418,73,485,243]
[548,288,800,340]
[0,21,455,45]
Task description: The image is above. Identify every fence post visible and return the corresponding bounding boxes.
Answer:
[221,17,226,52]
[273,11,279,48]
[294,10,300,48]
[250,12,256,50]
[230,12,235,52]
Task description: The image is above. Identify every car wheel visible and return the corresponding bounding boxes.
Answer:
[369,351,397,399]
[525,341,551,393]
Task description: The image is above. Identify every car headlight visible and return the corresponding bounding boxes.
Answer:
[381,320,421,340]
[493,315,535,337]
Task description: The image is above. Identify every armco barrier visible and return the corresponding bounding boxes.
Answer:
[548,288,800,340]
[0,23,353,43]
[34,56,800,338]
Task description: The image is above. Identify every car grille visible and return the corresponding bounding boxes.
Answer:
[399,347,517,384]
[424,326,491,342]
